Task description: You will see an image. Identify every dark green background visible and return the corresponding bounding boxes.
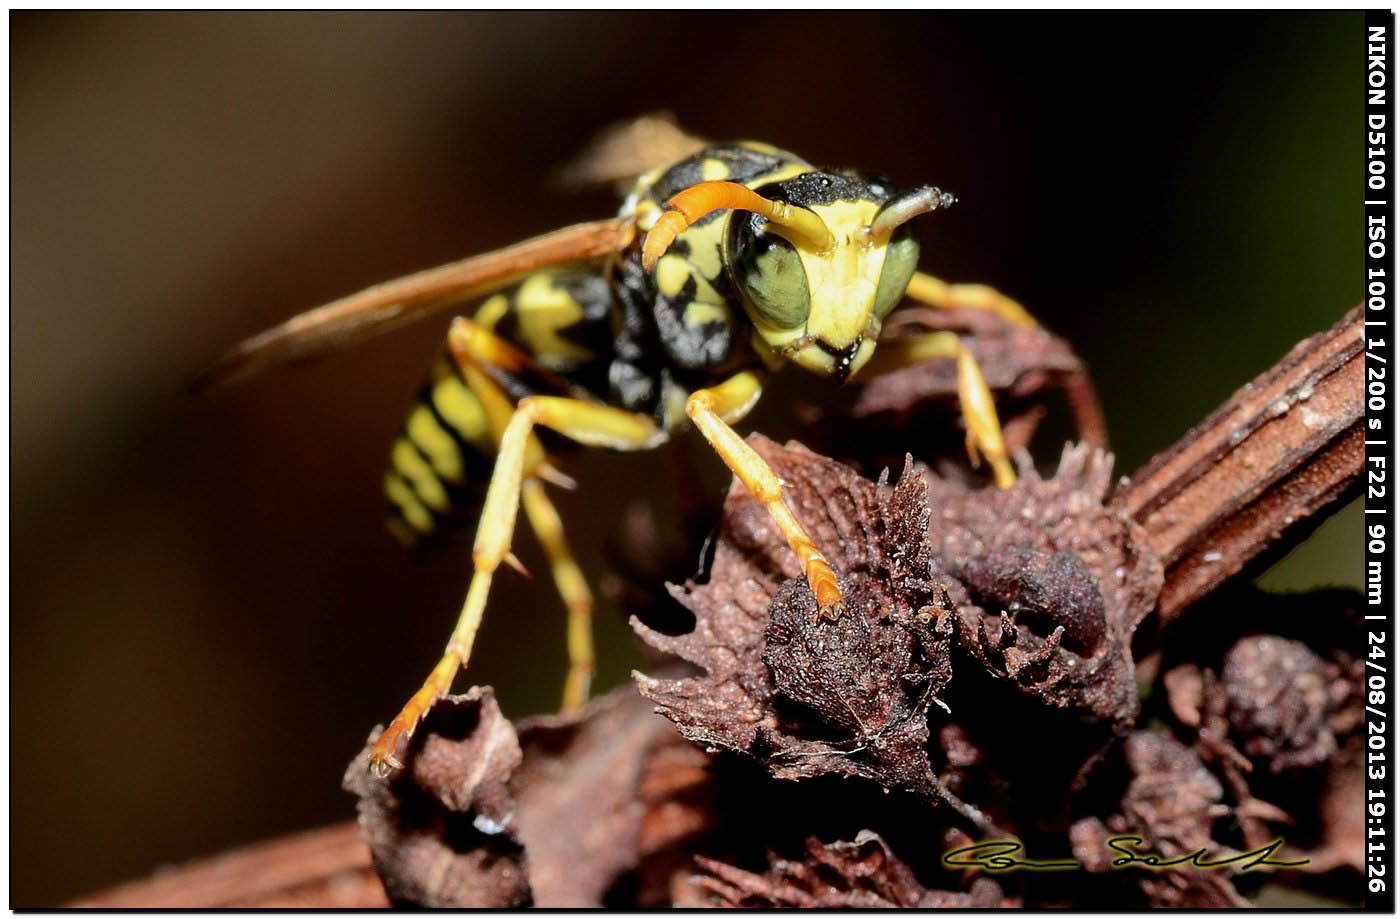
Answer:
[12,11,1363,906]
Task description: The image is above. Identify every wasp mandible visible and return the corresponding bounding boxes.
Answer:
[201,136,1048,775]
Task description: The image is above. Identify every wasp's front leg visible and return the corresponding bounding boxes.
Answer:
[685,371,844,617]
[905,270,1039,330]
[860,332,1016,489]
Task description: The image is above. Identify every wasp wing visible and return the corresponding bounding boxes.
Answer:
[552,113,708,192]
[194,216,634,392]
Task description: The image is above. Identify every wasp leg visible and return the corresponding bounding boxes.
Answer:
[685,371,844,617]
[456,319,594,708]
[905,271,1039,330]
[450,316,582,487]
[861,332,1016,489]
[520,478,595,711]
[369,388,661,775]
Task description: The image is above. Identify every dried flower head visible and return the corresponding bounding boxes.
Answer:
[633,439,977,820]
[1221,635,1356,775]
[928,444,1162,723]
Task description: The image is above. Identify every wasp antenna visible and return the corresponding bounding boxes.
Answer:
[641,210,690,272]
[640,181,833,272]
[866,185,957,241]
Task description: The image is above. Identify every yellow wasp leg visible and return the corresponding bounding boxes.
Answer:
[370,390,661,774]
[450,319,595,707]
[905,271,1039,330]
[862,332,1016,489]
[685,371,845,617]
[520,478,595,711]
[449,317,579,490]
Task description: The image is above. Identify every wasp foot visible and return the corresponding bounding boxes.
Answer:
[368,716,414,777]
[369,752,403,778]
[367,652,461,775]
[804,557,846,622]
[990,455,1016,490]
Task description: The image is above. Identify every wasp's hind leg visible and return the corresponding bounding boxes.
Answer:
[860,332,1016,489]
[369,319,662,774]
[521,478,594,710]
[905,271,1039,330]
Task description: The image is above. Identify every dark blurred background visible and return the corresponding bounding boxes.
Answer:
[12,11,1364,906]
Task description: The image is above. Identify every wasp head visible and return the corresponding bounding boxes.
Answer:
[722,173,952,383]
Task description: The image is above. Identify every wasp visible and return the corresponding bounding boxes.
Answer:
[202,131,1049,775]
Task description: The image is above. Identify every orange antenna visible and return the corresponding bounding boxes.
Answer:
[640,181,834,272]
[863,185,957,244]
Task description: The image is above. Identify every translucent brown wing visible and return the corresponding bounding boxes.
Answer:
[552,112,708,192]
[194,216,635,392]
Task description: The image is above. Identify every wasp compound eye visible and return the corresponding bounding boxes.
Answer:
[871,225,920,319]
[729,214,812,329]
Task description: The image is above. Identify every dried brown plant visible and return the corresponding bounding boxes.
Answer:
[77,307,1363,908]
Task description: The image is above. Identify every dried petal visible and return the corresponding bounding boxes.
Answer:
[847,306,1103,450]
[343,688,531,908]
[511,687,679,906]
[344,684,680,908]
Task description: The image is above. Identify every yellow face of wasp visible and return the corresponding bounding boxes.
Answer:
[726,189,921,384]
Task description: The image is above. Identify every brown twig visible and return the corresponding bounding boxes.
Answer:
[68,821,387,908]
[1111,305,1363,625]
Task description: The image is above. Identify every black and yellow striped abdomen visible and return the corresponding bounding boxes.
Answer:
[384,269,614,546]
[384,350,499,546]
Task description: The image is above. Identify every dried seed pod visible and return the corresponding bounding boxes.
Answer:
[1221,635,1352,775]
[1117,732,1230,849]
[633,439,982,824]
[1162,622,1367,875]
[956,545,1107,657]
[930,443,1162,723]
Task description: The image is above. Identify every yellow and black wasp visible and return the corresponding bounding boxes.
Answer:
[202,130,1045,775]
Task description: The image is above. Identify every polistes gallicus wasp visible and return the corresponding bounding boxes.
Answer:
[201,123,1060,775]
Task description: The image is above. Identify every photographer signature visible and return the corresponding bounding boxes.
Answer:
[943,837,1310,873]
